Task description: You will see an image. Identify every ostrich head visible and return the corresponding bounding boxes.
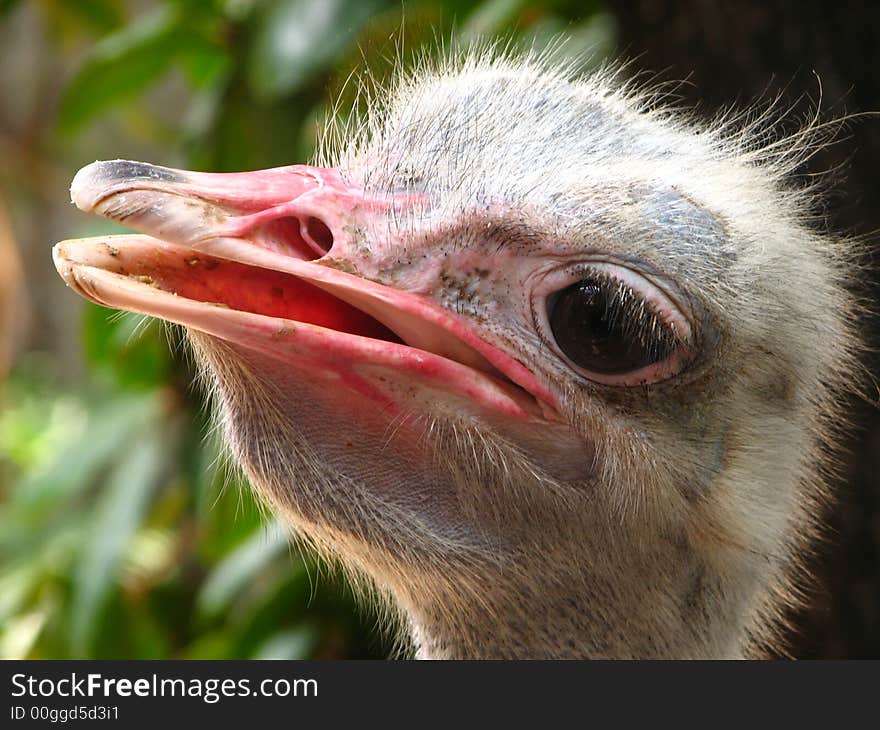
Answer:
[53,52,858,659]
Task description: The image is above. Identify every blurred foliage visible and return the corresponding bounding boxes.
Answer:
[0,0,613,658]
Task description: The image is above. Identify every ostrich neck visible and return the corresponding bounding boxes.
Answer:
[400,539,751,659]
[201,344,756,659]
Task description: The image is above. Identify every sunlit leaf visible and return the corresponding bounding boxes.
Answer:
[516,11,616,65]
[0,564,39,625]
[220,0,258,22]
[461,0,531,38]
[0,393,160,546]
[0,392,86,473]
[252,625,318,659]
[121,528,177,592]
[247,0,388,101]
[557,11,616,64]
[0,606,50,660]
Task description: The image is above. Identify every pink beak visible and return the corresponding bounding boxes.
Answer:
[54,160,555,420]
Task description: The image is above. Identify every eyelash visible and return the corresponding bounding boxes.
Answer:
[576,270,682,357]
[533,261,695,384]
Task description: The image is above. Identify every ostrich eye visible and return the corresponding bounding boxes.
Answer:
[547,276,681,379]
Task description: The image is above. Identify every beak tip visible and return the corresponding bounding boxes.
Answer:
[51,241,73,284]
[70,158,186,212]
[70,160,105,212]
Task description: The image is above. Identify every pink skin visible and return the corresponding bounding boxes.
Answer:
[55,160,559,423]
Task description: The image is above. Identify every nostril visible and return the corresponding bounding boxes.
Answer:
[256,215,333,261]
[304,216,333,255]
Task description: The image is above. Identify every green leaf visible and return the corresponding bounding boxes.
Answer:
[69,429,166,657]
[0,604,51,660]
[58,6,184,134]
[557,11,617,66]
[56,0,124,31]
[178,631,234,660]
[247,0,387,101]
[0,0,21,16]
[180,39,232,90]
[516,12,616,67]
[196,520,289,619]
[252,625,318,659]
[83,306,170,389]
[0,393,160,547]
[0,564,39,626]
[461,0,531,38]
[0,391,86,473]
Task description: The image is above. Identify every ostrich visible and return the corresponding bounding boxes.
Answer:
[52,51,859,659]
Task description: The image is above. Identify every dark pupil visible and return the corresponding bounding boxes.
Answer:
[549,280,662,375]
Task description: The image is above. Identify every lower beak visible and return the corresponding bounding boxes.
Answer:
[54,160,554,420]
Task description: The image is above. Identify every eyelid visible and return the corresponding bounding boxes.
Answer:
[531,261,696,386]
[586,264,692,345]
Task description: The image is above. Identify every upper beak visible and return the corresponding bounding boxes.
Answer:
[54,160,556,420]
[68,159,352,259]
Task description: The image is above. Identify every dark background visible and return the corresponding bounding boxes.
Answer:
[616,0,880,659]
[0,0,876,658]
